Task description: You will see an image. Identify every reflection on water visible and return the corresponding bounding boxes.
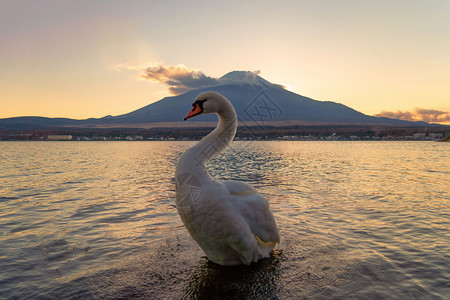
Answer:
[0,141,449,299]
[185,253,282,299]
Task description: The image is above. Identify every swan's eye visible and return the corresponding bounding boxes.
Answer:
[193,99,207,109]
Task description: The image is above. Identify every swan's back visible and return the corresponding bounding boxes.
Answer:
[176,178,279,266]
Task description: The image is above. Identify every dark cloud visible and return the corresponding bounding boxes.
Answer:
[374,107,450,124]
[141,64,221,95]
[373,110,415,121]
[137,64,266,94]
[117,63,285,94]
[414,108,450,123]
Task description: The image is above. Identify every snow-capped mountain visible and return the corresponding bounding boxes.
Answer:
[0,71,428,129]
[106,71,421,125]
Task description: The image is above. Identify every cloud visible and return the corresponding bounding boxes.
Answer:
[115,62,287,94]
[140,64,221,95]
[413,108,450,122]
[373,110,415,121]
[374,107,450,124]
[116,62,267,95]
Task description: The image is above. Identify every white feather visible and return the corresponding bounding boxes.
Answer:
[175,91,280,266]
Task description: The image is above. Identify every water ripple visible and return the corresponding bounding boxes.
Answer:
[0,141,448,298]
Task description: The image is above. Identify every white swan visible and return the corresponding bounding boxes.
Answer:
[175,91,280,266]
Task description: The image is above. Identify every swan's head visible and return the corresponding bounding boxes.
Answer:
[183,91,229,120]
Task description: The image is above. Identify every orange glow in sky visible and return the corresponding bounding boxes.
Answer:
[1,1,449,124]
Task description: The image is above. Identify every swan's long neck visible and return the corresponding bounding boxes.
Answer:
[176,102,237,181]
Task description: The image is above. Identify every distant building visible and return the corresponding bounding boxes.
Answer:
[413,133,426,140]
[428,133,443,140]
[47,135,72,141]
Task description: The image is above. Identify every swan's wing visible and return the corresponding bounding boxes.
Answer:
[222,180,280,245]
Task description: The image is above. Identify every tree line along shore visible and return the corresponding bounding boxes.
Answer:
[1,125,449,141]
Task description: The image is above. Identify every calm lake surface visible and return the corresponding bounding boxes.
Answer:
[0,141,449,299]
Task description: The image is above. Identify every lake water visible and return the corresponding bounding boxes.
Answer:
[0,141,449,299]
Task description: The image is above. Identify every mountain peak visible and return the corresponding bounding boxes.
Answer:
[219,71,271,86]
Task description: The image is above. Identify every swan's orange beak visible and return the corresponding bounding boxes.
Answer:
[184,104,203,120]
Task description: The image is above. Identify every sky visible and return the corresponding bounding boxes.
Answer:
[1,0,449,124]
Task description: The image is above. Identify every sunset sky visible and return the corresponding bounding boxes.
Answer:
[1,0,449,124]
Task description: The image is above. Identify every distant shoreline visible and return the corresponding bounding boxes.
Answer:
[1,134,448,142]
[2,122,449,142]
